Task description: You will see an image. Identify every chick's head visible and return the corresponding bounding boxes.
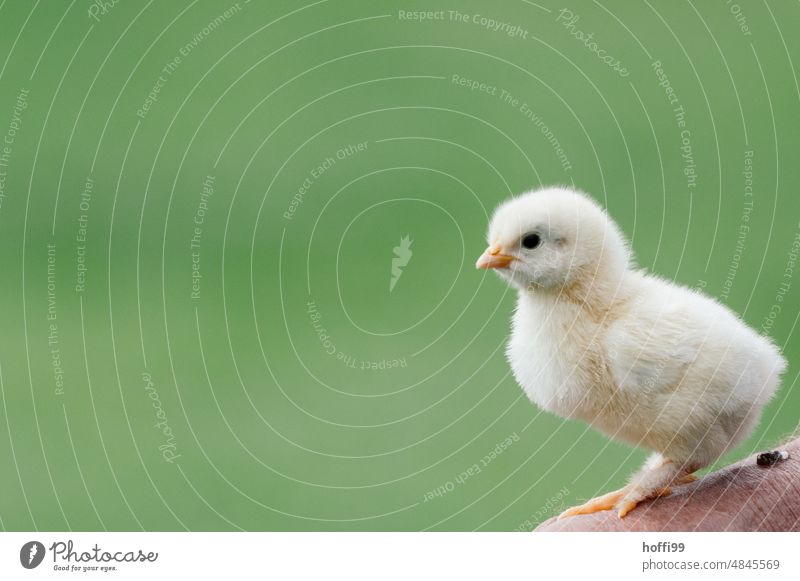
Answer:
[476,187,631,293]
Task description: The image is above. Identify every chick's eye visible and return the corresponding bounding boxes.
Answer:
[521,233,541,249]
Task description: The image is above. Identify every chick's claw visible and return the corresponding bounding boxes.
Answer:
[616,483,675,518]
[557,488,628,520]
[616,499,640,518]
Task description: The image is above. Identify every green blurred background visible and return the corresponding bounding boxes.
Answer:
[0,0,797,531]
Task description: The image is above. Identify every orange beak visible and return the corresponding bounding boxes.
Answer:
[476,243,514,269]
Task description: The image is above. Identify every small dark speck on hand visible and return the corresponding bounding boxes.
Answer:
[756,450,790,467]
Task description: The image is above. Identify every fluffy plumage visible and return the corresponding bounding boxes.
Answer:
[477,187,787,517]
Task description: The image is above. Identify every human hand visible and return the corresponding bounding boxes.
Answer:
[536,437,800,532]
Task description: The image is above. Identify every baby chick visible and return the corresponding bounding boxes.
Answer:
[477,187,787,518]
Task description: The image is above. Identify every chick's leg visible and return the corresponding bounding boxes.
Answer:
[557,487,630,519]
[616,454,690,518]
[557,481,674,520]
[557,455,697,520]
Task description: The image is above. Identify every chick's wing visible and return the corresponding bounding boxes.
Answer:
[604,289,699,395]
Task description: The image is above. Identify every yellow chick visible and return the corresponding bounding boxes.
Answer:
[477,187,787,518]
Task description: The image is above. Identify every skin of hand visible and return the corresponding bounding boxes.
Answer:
[536,436,800,532]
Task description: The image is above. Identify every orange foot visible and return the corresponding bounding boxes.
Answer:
[617,473,699,517]
[560,473,699,520]
[617,485,672,518]
[558,487,629,520]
